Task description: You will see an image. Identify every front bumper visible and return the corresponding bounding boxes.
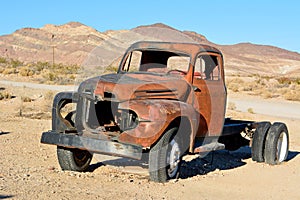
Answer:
[41,131,143,160]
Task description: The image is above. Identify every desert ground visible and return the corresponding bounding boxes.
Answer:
[0,80,299,200]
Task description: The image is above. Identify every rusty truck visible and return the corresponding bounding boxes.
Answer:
[41,41,289,182]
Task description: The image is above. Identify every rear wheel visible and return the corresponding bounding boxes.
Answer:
[264,123,289,165]
[149,127,182,183]
[57,146,93,172]
[251,122,271,162]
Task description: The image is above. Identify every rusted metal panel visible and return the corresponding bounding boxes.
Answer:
[94,74,191,102]
[122,41,221,59]
[117,99,198,147]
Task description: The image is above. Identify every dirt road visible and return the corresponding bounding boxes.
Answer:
[0,83,300,200]
[0,80,76,91]
[228,93,300,120]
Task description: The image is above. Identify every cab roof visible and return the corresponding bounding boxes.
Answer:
[127,41,222,56]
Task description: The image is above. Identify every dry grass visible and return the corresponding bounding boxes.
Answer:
[18,91,55,119]
[41,91,55,113]
[247,108,255,114]
[21,96,33,102]
[283,85,300,101]
[0,57,80,85]
[226,78,244,92]
[227,75,300,102]
[0,91,12,100]
[227,102,237,110]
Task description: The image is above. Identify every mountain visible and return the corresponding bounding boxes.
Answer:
[1,22,300,76]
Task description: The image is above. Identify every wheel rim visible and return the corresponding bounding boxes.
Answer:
[167,139,181,178]
[277,131,288,162]
[73,149,91,167]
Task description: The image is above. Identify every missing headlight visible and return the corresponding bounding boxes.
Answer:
[119,109,138,131]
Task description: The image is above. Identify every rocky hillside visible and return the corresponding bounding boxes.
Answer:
[1,22,300,76]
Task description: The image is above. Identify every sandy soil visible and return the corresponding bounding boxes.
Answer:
[0,83,299,200]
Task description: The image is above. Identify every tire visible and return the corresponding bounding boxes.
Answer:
[251,122,271,162]
[149,127,182,183]
[264,123,289,165]
[57,146,93,172]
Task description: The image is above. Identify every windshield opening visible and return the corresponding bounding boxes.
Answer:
[121,50,190,76]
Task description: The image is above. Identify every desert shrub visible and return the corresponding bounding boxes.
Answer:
[0,57,82,84]
[276,77,300,86]
[35,61,51,71]
[247,108,255,114]
[261,75,272,81]
[284,91,300,101]
[0,91,12,100]
[296,78,300,85]
[255,77,267,86]
[241,85,253,92]
[33,62,80,84]
[69,74,76,80]
[0,57,8,64]
[43,72,59,82]
[262,91,273,99]
[230,78,244,84]
[276,77,292,85]
[227,102,237,110]
[10,59,23,68]
[226,78,245,92]
[283,86,300,101]
[105,65,119,73]
[227,83,240,92]
[49,63,80,75]
[2,68,17,75]
[19,67,35,76]
[240,82,260,92]
[21,96,33,102]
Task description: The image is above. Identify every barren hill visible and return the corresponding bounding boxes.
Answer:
[1,22,300,76]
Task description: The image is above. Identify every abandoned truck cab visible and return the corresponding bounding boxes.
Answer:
[41,41,289,183]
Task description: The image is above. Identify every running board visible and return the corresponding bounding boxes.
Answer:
[194,142,225,153]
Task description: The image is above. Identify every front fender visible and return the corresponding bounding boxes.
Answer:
[117,100,197,147]
[51,91,78,132]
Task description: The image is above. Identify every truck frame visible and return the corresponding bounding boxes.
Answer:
[41,41,289,182]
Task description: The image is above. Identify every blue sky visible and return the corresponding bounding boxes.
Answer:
[1,0,299,52]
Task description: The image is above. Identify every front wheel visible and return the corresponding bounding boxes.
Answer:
[57,146,93,172]
[149,127,182,183]
[264,123,289,165]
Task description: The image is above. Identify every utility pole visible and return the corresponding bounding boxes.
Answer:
[51,34,55,67]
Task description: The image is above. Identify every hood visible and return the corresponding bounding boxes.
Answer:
[79,73,191,102]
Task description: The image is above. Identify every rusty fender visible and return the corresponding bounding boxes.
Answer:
[51,91,78,132]
[117,99,198,149]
